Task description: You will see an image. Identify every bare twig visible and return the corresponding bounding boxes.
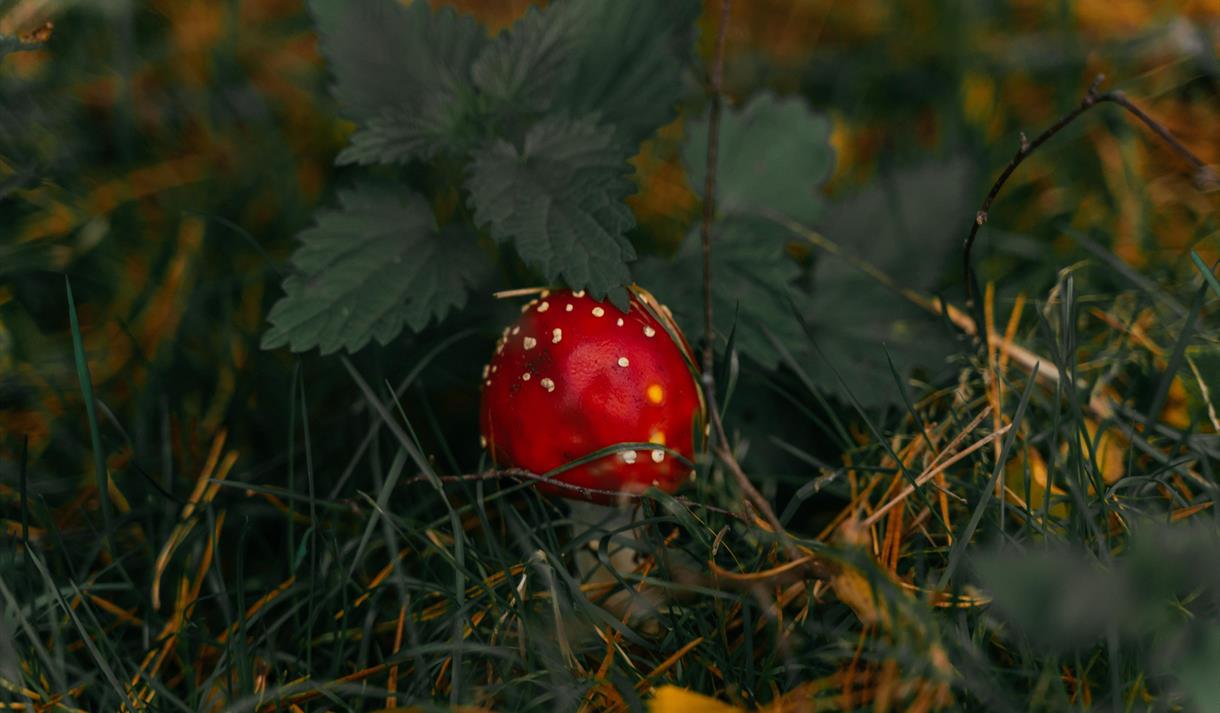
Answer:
[962,74,1217,342]
[694,0,807,562]
[701,0,732,379]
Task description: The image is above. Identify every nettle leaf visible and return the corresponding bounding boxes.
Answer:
[684,93,835,224]
[310,0,487,165]
[466,116,636,306]
[552,0,701,144]
[634,217,808,370]
[263,185,488,354]
[471,6,573,117]
[635,93,833,367]
[471,0,699,145]
[805,159,974,407]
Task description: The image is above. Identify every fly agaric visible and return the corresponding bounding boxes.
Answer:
[479,287,705,502]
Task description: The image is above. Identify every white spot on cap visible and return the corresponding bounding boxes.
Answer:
[552,328,562,344]
[616,318,624,327]
[523,336,537,350]
[644,326,656,338]
[537,301,550,313]
[540,377,555,392]
[522,373,531,381]
[480,435,487,447]
[622,451,638,464]
[573,290,586,298]
[521,300,537,313]
[565,304,573,312]
[541,289,550,298]
[491,365,498,373]
[512,326,520,335]
[482,364,489,378]
[592,307,605,317]
[617,357,629,367]
[651,450,665,463]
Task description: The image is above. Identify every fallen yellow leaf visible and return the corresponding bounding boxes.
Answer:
[650,686,746,713]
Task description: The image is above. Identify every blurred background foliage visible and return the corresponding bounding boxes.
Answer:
[2,0,1214,481]
[0,0,1217,710]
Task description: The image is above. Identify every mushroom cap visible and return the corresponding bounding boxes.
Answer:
[479,287,705,502]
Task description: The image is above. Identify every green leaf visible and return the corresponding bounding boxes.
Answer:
[470,0,699,146]
[802,159,972,407]
[551,0,701,144]
[633,216,808,369]
[471,6,574,117]
[466,116,636,304]
[262,185,488,354]
[684,93,835,225]
[309,0,487,164]
[633,93,836,369]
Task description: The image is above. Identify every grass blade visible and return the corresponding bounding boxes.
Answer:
[66,276,113,554]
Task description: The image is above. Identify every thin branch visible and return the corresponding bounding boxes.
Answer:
[694,0,807,563]
[962,74,1217,342]
[701,0,732,379]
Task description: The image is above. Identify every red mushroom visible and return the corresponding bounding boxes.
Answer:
[479,287,705,502]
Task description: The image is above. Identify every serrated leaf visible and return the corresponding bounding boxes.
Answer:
[471,6,573,116]
[551,0,700,144]
[803,159,972,407]
[466,116,636,304]
[684,93,835,224]
[262,185,487,354]
[310,0,486,164]
[633,216,808,369]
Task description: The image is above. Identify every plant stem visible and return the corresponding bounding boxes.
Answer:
[701,0,732,380]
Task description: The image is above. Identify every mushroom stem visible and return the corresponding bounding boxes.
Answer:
[568,500,642,584]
